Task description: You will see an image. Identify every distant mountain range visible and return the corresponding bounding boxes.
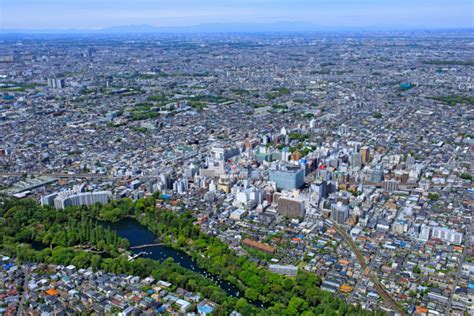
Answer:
[98,22,357,33]
[1,22,472,34]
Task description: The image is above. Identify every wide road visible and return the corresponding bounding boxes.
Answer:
[333,223,407,316]
[0,171,112,179]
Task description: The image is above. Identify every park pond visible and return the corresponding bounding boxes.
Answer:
[103,218,272,307]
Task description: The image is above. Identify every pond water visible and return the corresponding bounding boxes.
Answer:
[29,218,269,307]
[103,219,259,302]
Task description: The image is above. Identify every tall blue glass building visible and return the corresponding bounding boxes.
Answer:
[269,169,304,190]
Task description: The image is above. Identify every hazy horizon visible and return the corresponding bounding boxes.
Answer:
[1,0,473,31]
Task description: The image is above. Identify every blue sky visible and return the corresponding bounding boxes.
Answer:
[1,0,473,29]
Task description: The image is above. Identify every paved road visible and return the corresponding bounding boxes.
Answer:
[333,223,407,316]
[0,172,112,179]
[17,268,30,316]
[446,220,472,315]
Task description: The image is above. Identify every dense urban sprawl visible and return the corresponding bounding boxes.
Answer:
[1,31,473,315]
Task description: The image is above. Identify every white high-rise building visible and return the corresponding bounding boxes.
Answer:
[351,152,362,169]
[431,227,463,245]
[53,189,111,210]
[418,224,431,241]
[47,78,65,89]
[331,202,349,224]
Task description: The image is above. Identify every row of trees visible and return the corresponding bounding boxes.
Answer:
[0,198,128,256]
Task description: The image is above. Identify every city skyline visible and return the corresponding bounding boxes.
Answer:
[0,1,473,315]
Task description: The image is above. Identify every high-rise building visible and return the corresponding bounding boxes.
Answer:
[311,180,328,201]
[353,142,362,152]
[185,164,198,178]
[53,190,111,209]
[47,78,53,88]
[351,152,362,169]
[172,178,188,194]
[383,179,399,193]
[370,166,384,183]
[235,187,262,210]
[431,227,463,245]
[406,155,415,168]
[331,202,349,224]
[418,224,431,241]
[269,168,304,191]
[211,145,240,161]
[360,146,370,164]
[56,78,65,89]
[40,193,58,207]
[273,193,305,218]
[47,78,65,89]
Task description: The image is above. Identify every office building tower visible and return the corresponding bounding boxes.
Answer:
[406,155,415,168]
[269,168,304,191]
[360,146,370,164]
[211,145,240,161]
[331,202,349,224]
[47,78,65,89]
[86,47,95,58]
[185,164,198,178]
[173,178,188,194]
[353,142,362,152]
[311,180,328,201]
[383,179,399,193]
[160,173,171,190]
[370,166,384,183]
[351,152,362,169]
[47,78,54,88]
[418,224,431,241]
[235,187,261,210]
[273,193,305,219]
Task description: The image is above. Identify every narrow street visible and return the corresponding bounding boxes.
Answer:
[446,221,472,315]
[17,268,30,316]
